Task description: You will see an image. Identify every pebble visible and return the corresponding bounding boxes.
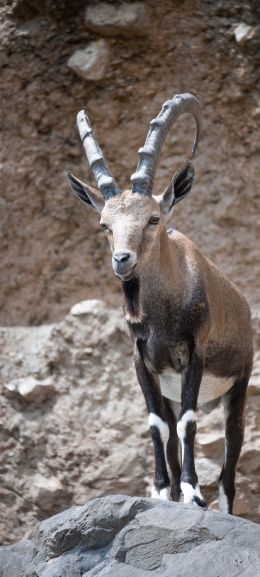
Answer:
[233,23,256,44]
[67,40,109,81]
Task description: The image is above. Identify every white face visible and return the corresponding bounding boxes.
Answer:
[100,190,164,280]
[68,160,194,281]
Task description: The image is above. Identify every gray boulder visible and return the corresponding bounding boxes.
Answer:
[0,540,32,577]
[3,495,259,577]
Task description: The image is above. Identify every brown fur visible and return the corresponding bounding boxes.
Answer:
[100,190,253,383]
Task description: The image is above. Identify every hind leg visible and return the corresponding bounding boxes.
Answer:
[219,377,248,514]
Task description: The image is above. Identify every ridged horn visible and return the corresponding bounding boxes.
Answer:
[130,93,201,195]
[77,110,120,200]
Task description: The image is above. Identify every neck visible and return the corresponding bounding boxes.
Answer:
[122,276,141,322]
[142,227,182,290]
[122,227,183,323]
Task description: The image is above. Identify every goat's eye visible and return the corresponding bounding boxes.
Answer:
[149,216,160,225]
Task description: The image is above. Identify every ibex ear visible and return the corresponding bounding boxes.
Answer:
[160,161,195,218]
[67,171,104,213]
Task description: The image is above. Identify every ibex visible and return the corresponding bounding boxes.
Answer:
[67,94,253,514]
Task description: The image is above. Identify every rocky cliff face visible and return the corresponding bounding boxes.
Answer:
[0,301,259,545]
[1,0,259,325]
[0,0,259,550]
[1,495,260,577]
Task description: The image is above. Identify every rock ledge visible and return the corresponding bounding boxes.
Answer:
[1,495,260,577]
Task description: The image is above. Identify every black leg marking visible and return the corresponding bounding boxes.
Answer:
[219,377,248,514]
[150,425,170,495]
[122,277,141,321]
[177,350,207,509]
[134,342,171,499]
[182,420,197,485]
[164,399,181,501]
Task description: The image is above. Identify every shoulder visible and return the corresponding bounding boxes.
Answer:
[167,228,201,259]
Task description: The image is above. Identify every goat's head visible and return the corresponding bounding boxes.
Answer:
[68,94,201,281]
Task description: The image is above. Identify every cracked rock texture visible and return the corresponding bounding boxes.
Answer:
[1,495,260,577]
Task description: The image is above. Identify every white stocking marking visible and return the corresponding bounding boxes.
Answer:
[177,411,205,507]
[219,483,229,513]
[176,410,197,464]
[181,482,205,506]
[148,412,169,469]
[149,413,171,497]
[148,413,169,445]
[151,485,171,501]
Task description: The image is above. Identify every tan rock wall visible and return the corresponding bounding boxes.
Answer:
[0,302,259,544]
[1,0,259,325]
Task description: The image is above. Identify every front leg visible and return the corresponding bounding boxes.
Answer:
[177,349,207,509]
[134,345,171,500]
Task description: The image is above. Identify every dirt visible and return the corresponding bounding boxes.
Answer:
[1,0,259,325]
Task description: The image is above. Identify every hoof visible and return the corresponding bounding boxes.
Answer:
[192,495,208,510]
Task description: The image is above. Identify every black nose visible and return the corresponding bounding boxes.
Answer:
[113,252,130,263]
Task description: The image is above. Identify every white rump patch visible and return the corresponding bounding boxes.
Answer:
[181,482,205,506]
[219,483,229,514]
[151,485,171,501]
[160,371,234,405]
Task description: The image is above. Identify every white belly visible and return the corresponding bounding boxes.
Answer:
[160,371,234,405]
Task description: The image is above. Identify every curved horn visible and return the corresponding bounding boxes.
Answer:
[77,110,120,200]
[130,93,201,195]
